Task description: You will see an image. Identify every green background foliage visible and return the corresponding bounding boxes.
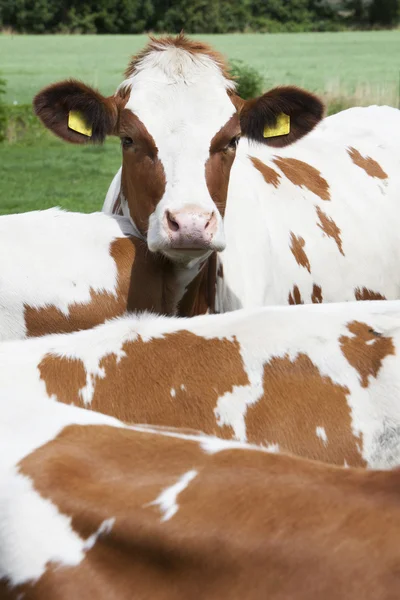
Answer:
[1,0,399,34]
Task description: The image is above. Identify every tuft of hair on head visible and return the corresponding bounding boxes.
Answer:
[124,33,234,84]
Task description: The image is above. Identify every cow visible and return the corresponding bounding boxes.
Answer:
[34,34,400,311]
[0,208,215,340]
[2,299,400,468]
[2,396,400,599]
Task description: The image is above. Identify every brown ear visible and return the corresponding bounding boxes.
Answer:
[239,86,324,148]
[33,79,118,144]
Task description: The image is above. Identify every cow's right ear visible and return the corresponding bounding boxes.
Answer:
[33,80,118,144]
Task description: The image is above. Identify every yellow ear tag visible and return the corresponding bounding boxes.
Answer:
[263,113,290,138]
[68,110,93,137]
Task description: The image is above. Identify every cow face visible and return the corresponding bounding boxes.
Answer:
[34,36,323,263]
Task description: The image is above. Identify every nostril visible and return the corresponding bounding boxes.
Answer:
[205,212,217,231]
[166,211,179,232]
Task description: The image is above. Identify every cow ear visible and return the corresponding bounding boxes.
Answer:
[33,79,118,144]
[239,86,324,148]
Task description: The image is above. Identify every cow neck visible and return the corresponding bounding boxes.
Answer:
[117,184,216,317]
[177,252,217,317]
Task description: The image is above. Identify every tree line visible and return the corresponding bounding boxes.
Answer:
[0,0,399,34]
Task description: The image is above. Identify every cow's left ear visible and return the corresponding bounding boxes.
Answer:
[33,79,118,144]
[239,86,324,148]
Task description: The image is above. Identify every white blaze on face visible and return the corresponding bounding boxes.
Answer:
[120,46,236,258]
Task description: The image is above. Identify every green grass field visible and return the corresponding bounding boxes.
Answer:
[1,31,399,215]
[0,137,120,215]
[2,31,400,103]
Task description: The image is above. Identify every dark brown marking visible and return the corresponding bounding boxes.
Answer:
[354,288,386,301]
[246,353,365,467]
[178,253,217,316]
[316,206,344,256]
[205,114,240,218]
[119,110,166,236]
[288,285,303,305]
[311,284,323,304]
[273,157,330,200]
[250,156,281,188]
[348,147,388,180]
[290,232,311,273]
[340,321,395,388]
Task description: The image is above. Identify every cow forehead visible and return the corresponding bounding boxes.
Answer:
[120,59,236,171]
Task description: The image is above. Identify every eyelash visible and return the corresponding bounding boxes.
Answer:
[224,136,240,151]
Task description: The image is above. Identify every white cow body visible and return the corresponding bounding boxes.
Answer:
[1,299,400,468]
[220,105,400,309]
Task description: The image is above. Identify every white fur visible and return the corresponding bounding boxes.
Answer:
[148,470,198,522]
[316,427,328,446]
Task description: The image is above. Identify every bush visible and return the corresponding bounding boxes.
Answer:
[0,103,50,145]
[229,60,264,99]
[0,78,7,143]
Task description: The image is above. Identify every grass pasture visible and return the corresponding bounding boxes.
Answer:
[1,30,399,215]
[2,31,400,105]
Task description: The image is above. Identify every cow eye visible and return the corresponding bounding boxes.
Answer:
[121,136,134,147]
[225,135,240,151]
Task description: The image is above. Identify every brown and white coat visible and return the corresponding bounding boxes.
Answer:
[2,299,400,468]
[0,208,215,340]
[2,398,400,599]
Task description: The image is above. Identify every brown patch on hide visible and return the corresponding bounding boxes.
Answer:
[316,206,344,256]
[246,353,365,467]
[273,157,330,200]
[348,147,388,180]
[290,233,311,273]
[339,321,395,388]
[250,156,281,189]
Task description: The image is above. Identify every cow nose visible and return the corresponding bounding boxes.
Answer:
[164,207,218,249]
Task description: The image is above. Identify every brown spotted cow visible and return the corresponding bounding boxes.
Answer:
[2,299,400,468]
[2,397,400,599]
[0,208,215,340]
[34,35,400,311]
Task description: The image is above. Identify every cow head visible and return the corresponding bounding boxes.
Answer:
[34,35,324,264]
